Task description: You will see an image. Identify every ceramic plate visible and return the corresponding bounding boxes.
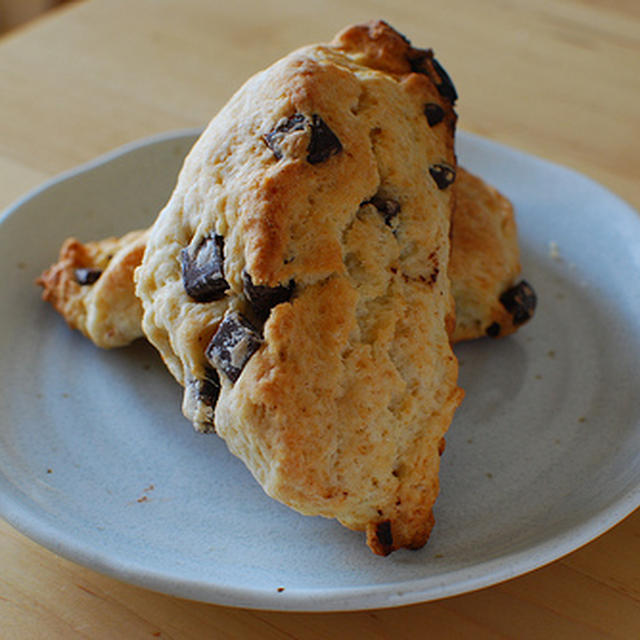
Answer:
[1,130,639,611]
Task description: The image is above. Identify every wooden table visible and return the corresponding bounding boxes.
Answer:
[1,1,639,637]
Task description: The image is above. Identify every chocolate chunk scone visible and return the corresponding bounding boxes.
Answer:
[37,229,147,348]
[449,168,536,341]
[135,20,463,554]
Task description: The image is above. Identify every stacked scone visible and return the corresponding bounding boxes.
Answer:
[38,21,535,555]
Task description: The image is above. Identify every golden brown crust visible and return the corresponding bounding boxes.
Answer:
[37,237,100,332]
[331,21,414,74]
[449,167,534,342]
[37,230,147,348]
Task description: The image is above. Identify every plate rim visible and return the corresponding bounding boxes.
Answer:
[1,129,639,611]
[1,468,637,611]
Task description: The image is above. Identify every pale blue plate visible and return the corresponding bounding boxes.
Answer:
[0,130,638,610]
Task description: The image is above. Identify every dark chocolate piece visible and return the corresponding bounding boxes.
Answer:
[407,48,458,104]
[180,235,228,302]
[407,47,432,75]
[74,268,102,285]
[206,312,263,383]
[424,102,445,127]
[499,280,537,326]
[375,520,394,554]
[263,113,307,160]
[306,114,342,164]
[486,322,501,338]
[367,195,401,227]
[431,57,458,103]
[196,366,221,408]
[264,113,342,165]
[242,270,294,320]
[429,163,456,190]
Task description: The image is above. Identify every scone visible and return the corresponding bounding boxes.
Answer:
[134,20,463,554]
[37,168,535,348]
[450,167,536,341]
[36,229,147,348]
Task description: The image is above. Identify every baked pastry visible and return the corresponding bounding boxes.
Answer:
[35,21,538,554]
[36,168,535,349]
[450,167,536,341]
[134,20,463,554]
[36,229,147,348]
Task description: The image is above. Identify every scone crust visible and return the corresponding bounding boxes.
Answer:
[37,230,147,348]
[136,21,463,553]
[449,168,530,341]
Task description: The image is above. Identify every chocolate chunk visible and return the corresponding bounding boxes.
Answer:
[180,235,228,302]
[185,367,220,432]
[74,268,102,285]
[486,322,501,338]
[431,57,458,103]
[375,520,394,553]
[196,366,221,408]
[424,102,445,127]
[499,280,537,326]
[407,47,432,75]
[242,270,294,320]
[206,313,263,383]
[407,48,458,104]
[263,113,307,160]
[307,114,342,164]
[367,195,401,227]
[429,163,456,190]
[264,113,342,164]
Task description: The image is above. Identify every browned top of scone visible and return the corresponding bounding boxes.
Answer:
[234,20,458,290]
[332,20,458,104]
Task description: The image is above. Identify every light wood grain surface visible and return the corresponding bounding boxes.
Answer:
[1,0,639,637]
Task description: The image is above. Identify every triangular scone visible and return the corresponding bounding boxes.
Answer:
[135,21,464,554]
[450,167,536,341]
